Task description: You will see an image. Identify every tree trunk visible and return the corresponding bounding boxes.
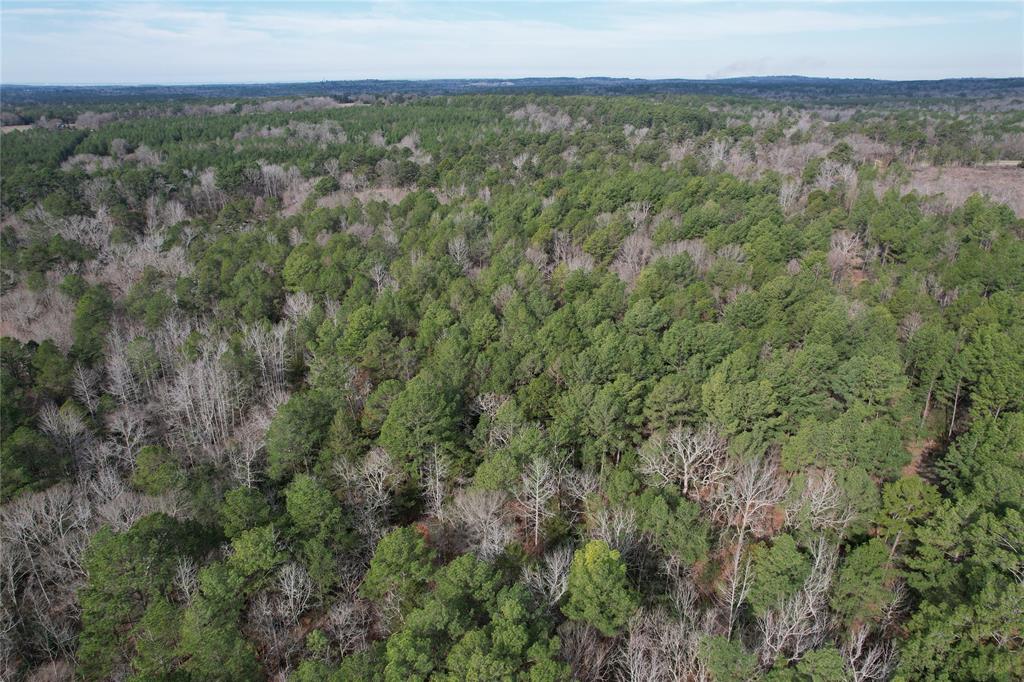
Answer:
[947,376,962,438]
[919,378,934,431]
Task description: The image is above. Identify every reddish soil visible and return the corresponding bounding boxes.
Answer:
[413,521,432,543]
[767,505,787,535]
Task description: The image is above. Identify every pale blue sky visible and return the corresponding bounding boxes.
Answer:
[2,1,1021,84]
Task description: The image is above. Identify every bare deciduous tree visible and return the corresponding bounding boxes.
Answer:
[712,456,787,540]
[619,606,714,682]
[779,179,802,216]
[558,621,615,682]
[323,158,342,181]
[246,592,298,672]
[815,159,856,194]
[38,402,90,459]
[524,244,550,272]
[516,456,559,546]
[72,363,101,415]
[523,543,574,609]
[244,321,291,392]
[640,424,727,497]
[447,235,471,272]
[665,578,716,682]
[757,538,837,666]
[619,609,670,682]
[590,505,640,563]
[712,456,788,635]
[652,239,713,274]
[718,551,754,640]
[256,162,300,199]
[337,447,402,545]
[56,212,112,252]
[0,286,75,351]
[276,563,315,624]
[105,329,142,405]
[194,168,226,213]
[229,399,280,489]
[842,625,898,682]
[283,292,315,322]
[470,392,507,418]
[612,232,653,284]
[786,469,857,534]
[322,597,373,657]
[106,406,149,467]
[898,311,924,342]
[553,231,595,273]
[561,467,600,521]
[828,230,863,283]
[80,437,119,473]
[716,243,746,264]
[420,447,449,520]
[163,198,188,227]
[86,466,183,531]
[162,342,242,462]
[471,393,517,449]
[1,484,92,661]
[704,139,729,169]
[174,556,199,605]
[627,200,654,230]
[369,262,396,294]
[450,489,513,561]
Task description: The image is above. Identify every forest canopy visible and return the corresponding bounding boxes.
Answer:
[1,88,1022,681]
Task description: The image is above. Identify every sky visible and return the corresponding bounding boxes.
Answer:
[1,1,1022,85]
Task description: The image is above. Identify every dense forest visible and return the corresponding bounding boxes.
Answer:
[1,87,1022,681]
[4,76,1023,108]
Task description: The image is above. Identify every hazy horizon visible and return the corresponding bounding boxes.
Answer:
[5,74,1024,88]
[2,1,1022,86]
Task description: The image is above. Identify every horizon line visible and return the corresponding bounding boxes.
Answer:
[4,74,1023,89]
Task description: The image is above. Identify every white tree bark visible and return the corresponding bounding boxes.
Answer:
[516,455,558,546]
[640,424,727,497]
[450,489,513,561]
[420,447,449,520]
[523,544,574,609]
[712,456,788,635]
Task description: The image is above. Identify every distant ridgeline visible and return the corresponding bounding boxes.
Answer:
[3,75,1024,106]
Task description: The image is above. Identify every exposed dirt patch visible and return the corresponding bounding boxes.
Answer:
[902,438,939,481]
[767,505,787,535]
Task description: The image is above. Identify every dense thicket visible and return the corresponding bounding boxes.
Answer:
[1,92,1022,681]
